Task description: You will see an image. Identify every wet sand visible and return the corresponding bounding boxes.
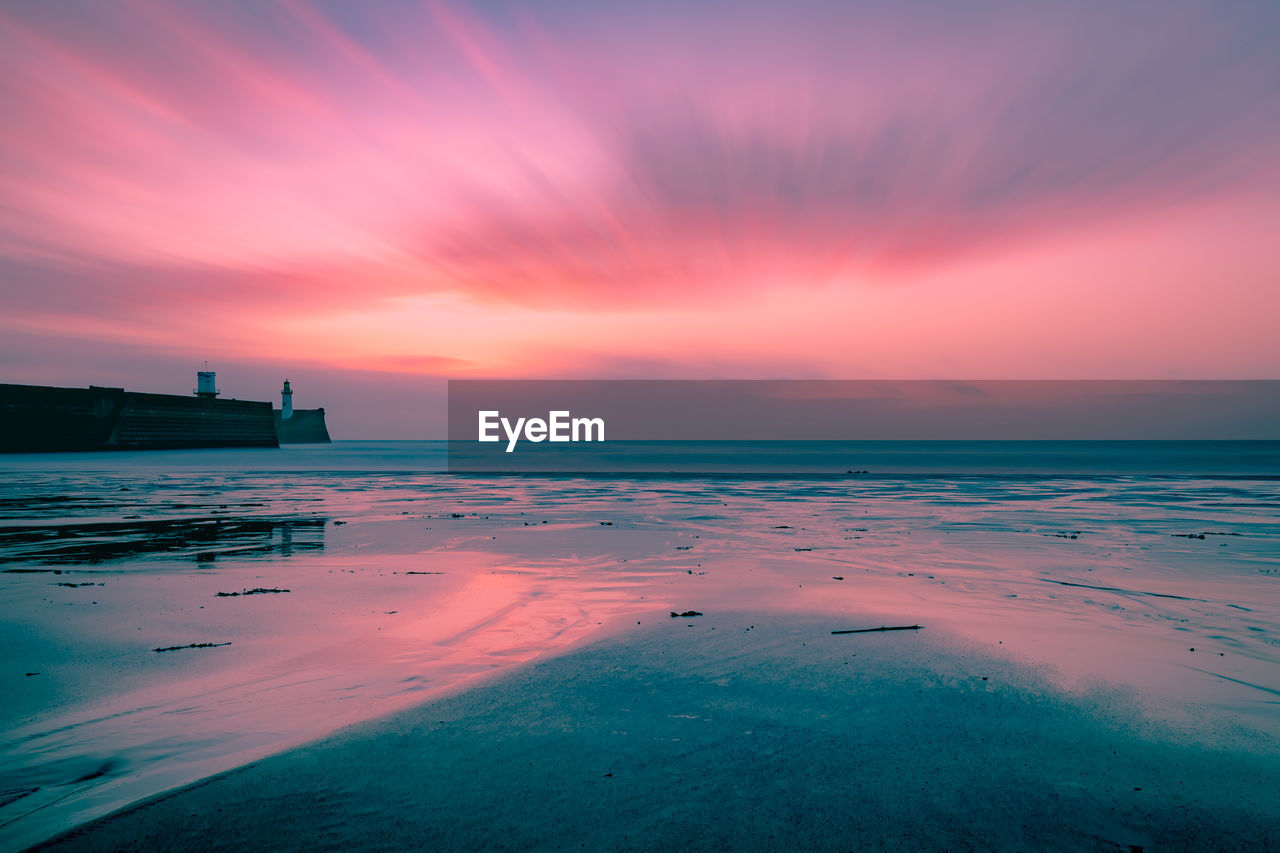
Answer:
[3,445,1278,849]
[32,609,1280,852]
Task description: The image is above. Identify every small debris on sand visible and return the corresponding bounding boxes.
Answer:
[215,587,290,597]
[670,611,703,618]
[153,642,231,653]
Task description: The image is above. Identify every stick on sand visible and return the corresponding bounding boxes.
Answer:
[831,625,922,635]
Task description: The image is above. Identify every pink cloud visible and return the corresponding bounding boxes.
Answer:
[0,0,1277,419]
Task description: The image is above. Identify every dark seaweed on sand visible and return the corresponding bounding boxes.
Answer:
[153,642,232,653]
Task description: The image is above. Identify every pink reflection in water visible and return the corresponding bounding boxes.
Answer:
[0,472,1277,849]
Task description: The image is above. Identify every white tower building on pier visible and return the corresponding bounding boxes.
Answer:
[281,379,293,419]
[195,370,219,398]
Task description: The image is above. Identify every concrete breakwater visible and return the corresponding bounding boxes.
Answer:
[0,383,279,452]
[273,407,331,444]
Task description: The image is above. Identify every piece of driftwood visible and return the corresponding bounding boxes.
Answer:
[215,587,289,597]
[670,610,703,618]
[153,642,232,652]
[831,625,922,634]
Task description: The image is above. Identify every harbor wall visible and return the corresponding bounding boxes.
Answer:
[0,383,279,452]
[273,408,331,443]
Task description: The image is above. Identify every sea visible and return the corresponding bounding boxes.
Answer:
[1,440,1277,849]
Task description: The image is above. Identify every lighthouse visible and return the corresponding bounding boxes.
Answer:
[273,379,329,442]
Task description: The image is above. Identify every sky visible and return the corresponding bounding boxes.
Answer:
[1,0,1278,437]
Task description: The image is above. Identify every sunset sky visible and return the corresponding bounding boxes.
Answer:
[1,0,1277,437]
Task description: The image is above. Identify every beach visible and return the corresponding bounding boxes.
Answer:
[31,613,1280,852]
[2,442,1278,850]
[4,0,1280,846]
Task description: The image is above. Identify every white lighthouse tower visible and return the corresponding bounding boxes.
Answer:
[281,379,293,419]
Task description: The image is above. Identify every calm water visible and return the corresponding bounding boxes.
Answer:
[447,439,1280,475]
[1,439,1277,476]
[1,441,1277,848]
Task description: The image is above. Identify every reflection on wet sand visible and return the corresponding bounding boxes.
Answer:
[0,517,326,565]
[0,465,1277,850]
